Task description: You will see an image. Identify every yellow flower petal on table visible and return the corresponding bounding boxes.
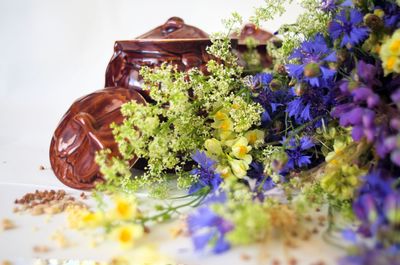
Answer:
[66,205,103,230]
[113,224,144,249]
[109,245,175,265]
[111,195,138,221]
[81,211,104,228]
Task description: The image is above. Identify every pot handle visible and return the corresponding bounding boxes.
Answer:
[161,17,184,35]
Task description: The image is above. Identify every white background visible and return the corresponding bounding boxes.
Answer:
[0,1,346,264]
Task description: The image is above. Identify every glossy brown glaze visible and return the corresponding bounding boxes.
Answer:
[234,23,274,45]
[105,17,216,100]
[49,87,146,190]
[136,17,209,39]
[232,23,276,71]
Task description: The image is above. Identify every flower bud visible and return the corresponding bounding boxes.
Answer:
[303,62,321,78]
[269,79,283,91]
[294,82,307,96]
[364,13,383,31]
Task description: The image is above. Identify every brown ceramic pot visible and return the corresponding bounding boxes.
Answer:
[232,23,278,72]
[105,17,216,100]
[49,87,146,190]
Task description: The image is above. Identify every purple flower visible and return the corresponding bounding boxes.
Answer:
[320,0,352,12]
[286,34,337,87]
[189,151,222,194]
[187,207,233,254]
[339,61,381,108]
[329,9,369,48]
[353,170,394,236]
[376,3,400,29]
[282,136,315,170]
[384,192,400,226]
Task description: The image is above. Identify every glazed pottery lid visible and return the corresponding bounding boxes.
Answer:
[232,23,274,45]
[135,17,209,40]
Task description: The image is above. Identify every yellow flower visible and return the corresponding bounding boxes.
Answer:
[212,109,233,132]
[66,205,103,229]
[111,195,138,221]
[204,138,223,158]
[216,164,234,179]
[325,140,347,164]
[113,224,144,249]
[380,29,400,75]
[81,211,104,228]
[214,110,229,121]
[212,118,233,132]
[231,137,252,164]
[229,159,249,178]
[245,129,265,147]
[109,245,175,265]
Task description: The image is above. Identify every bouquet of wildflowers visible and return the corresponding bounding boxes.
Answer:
[75,0,400,263]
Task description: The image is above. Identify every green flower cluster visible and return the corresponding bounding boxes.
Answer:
[96,38,262,194]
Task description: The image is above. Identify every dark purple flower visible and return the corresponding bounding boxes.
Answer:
[353,169,395,236]
[187,207,233,254]
[282,136,315,170]
[376,3,400,29]
[320,0,352,12]
[286,34,337,87]
[384,192,400,226]
[189,151,222,194]
[338,61,381,108]
[286,86,334,124]
[251,73,289,124]
[247,162,276,200]
[329,9,369,48]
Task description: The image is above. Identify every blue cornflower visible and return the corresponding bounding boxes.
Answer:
[187,207,233,254]
[251,73,289,124]
[286,33,337,88]
[250,72,273,93]
[281,136,315,170]
[320,0,352,12]
[286,85,334,124]
[247,162,276,200]
[329,9,369,48]
[189,151,222,194]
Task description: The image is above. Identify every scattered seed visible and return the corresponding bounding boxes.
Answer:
[51,230,70,248]
[33,245,50,253]
[272,259,280,265]
[1,219,16,230]
[240,253,251,261]
[39,165,45,170]
[288,257,298,265]
[312,227,319,234]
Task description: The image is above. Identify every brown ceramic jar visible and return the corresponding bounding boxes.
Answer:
[49,87,146,190]
[232,23,278,72]
[105,17,215,100]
